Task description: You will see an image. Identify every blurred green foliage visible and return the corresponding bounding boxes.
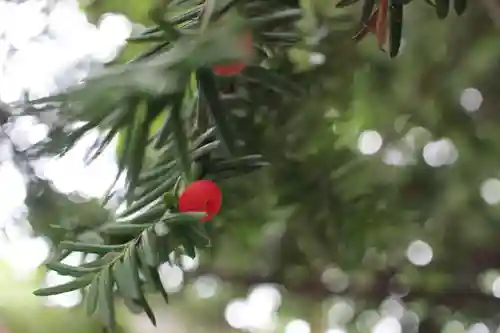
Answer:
[16,0,500,332]
[0,262,124,333]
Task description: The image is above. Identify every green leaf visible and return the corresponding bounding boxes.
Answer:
[139,160,176,184]
[207,154,269,179]
[182,240,197,259]
[169,5,203,25]
[155,94,198,150]
[388,1,403,59]
[149,267,170,305]
[242,66,304,96]
[213,154,268,168]
[59,241,127,254]
[129,245,157,325]
[45,262,102,277]
[174,224,206,257]
[141,229,159,266]
[163,191,178,208]
[130,42,170,62]
[118,172,179,218]
[113,258,142,300]
[127,33,166,43]
[82,253,120,269]
[249,8,302,26]
[153,112,173,149]
[37,116,106,157]
[31,63,171,111]
[155,235,173,264]
[192,127,217,148]
[135,169,177,199]
[435,0,450,19]
[211,0,242,21]
[86,276,100,316]
[126,247,141,289]
[33,275,93,296]
[134,295,157,326]
[114,251,158,325]
[85,121,124,164]
[260,32,301,44]
[336,0,360,7]
[172,175,183,197]
[150,8,181,39]
[200,0,216,32]
[197,68,237,155]
[137,249,169,304]
[454,0,467,15]
[97,266,116,329]
[116,205,165,225]
[170,91,193,182]
[125,100,153,200]
[192,141,220,159]
[188,224,212,248]
[112,97,141,194]
[100,222,154,235]
[161,212,206,224]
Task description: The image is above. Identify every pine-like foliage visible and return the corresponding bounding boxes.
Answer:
[23,0,470,329]
[346,0,467,57]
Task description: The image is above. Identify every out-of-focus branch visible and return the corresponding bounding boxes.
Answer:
[188,266,500,314]
[479,0,500,30]
[418,318,439,333]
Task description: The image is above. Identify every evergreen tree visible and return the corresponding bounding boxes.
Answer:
[11,0,500,332]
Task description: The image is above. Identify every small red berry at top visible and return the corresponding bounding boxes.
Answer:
[212,32,253,77]
[213,62,247,76]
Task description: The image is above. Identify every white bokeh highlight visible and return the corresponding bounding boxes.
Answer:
[460,88,483,113]
[423,138,458,167]
[224,284,282,330]
[358,130,383,155]
[285,319,311,333]
[492,277,500,298]
[468,323,490,333]
[372,317,402,333]
[192,275,220,299]
[309,52,325,66]
[406,240,433,266]
[480,178,500,205]
[443,320,466,333]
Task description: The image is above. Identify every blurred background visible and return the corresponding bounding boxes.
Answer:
[2,0,500,332]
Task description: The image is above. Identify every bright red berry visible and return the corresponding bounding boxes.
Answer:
[178,180,222,222]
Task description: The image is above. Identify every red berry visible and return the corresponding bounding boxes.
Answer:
[178,180,222,222]
[212,32,253,77]
[213,62,247,76]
